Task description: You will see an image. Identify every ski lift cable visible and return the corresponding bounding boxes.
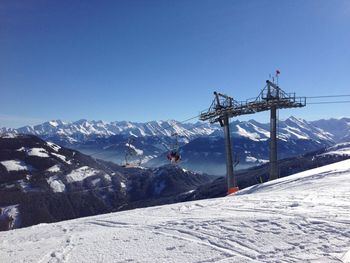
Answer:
[307,100,350,105]
[306,95,350,99]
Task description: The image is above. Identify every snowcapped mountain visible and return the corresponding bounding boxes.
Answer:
[211,116,334,143]
[1,159,349,262]
[1,119,220,144]
[0,134,212,230]
[1,116,340,145]
[311,117,350,143]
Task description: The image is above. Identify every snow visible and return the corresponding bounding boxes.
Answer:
[0,205,20,229]
[245,156,258,163]
[18,179,32,192]
[0,160,31,172]
[16,147,50,158]
[51,153,72,164]
[47,177,66,193]
[245,156,268,164]
[281,127,309,140]
[320,142,350,157]
[323,148,350,156]
[342,249,350,263]
[27,148,50,158]
[0,133,19,138]
[65,166,99,183]
[16,147,26,152]
[1,160,350,262]
[103,174,112,182]
[127,143,144,155]
[46,165,61,173]
[248,123,270,140]
[49,121,59,127]
[47,141,61,152]
[91,178,101,186]
[235,125,261,141]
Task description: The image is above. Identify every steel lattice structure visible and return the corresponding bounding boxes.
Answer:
[200,79,306,194]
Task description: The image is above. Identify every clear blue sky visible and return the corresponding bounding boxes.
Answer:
[1,0,350,128]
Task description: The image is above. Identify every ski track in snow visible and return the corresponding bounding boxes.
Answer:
[1,160,350,262]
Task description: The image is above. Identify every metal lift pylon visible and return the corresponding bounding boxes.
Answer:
[200,92,239,194]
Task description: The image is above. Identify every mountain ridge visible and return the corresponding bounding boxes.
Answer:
[2,116,349,174]
[2,116,348,144]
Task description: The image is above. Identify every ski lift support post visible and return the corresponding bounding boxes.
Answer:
[199,91,239,194]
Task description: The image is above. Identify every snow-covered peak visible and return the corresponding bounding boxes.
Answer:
[49,120,59,127]
[286,115,305,123]
[234,123,267,141]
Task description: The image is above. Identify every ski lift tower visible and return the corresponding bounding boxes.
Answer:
[247,78,306,180]
[200,74,306,193]
[199,92,240,194]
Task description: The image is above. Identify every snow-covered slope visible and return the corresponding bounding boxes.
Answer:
[1,160,350,262]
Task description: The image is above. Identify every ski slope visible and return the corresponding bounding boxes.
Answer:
[1,160,350,263]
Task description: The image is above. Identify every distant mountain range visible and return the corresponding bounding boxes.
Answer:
[1,116,349,174]
[3,116,348,144]
[0,119,218,143]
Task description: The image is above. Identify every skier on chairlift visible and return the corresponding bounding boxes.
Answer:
[167,133,181,163]
[167,150,181,163]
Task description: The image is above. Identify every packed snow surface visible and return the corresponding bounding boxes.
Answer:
[1,160,350,262]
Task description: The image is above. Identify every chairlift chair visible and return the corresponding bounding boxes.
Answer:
[166,132,181,163]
